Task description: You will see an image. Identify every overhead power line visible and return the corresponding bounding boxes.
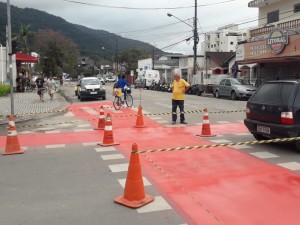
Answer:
[62,0,235,10]
[160,36,193,50]
[154,8,299,53]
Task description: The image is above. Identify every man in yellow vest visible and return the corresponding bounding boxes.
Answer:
[171,73,190,124]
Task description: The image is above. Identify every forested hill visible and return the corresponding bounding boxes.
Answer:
[0,2,164,58]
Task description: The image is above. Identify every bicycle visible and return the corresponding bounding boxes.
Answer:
[113,87,133,110]
[24,81,36,92]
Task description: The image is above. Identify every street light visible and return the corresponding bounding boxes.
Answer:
[167,13,193,29]
[167,0,198,76]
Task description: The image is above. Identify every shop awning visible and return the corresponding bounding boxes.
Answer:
[237,56,300,65]
[16,53,39,63]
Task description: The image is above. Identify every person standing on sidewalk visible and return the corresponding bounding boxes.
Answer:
[46,76,56,101]
[36,74,45,102]
[171,73,190,124]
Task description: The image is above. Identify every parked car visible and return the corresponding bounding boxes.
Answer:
[213,78,256,100]
[244,80,300,151]
[99,77,105,85]
[105,76,116,82]
[77,77,106,101]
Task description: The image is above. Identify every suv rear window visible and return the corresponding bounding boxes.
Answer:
[250,83,296,104]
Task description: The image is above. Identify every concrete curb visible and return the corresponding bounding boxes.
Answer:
[0,91,70,125]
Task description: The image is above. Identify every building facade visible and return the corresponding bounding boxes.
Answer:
[137,56,180,83]
[0,46,7,84]
[236,0,300,86]
[201,24,248,54]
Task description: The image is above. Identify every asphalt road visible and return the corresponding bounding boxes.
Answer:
[61,82,300,174]
[1,81,300,225]
[5,81,300,173]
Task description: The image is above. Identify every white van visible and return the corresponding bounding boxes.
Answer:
[143,70,160,89]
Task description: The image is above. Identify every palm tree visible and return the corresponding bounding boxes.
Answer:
[18,24,33,53]
[12,24,34,79]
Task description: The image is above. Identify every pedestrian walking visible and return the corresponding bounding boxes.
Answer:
[171,73,190,124]
[35,74,45,102]
[46,76,56,101]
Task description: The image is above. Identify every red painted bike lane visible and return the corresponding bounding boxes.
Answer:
[1,102,300,225]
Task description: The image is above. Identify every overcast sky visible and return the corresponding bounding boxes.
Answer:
[2,0,258,54]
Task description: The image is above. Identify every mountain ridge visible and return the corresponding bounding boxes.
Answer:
[0,2,165,59]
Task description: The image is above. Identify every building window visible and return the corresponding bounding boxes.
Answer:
[267,10,279,24]
[230,42,234,45]
[295,3,300,13]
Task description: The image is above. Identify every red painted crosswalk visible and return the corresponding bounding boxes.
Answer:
[1,102,300,225]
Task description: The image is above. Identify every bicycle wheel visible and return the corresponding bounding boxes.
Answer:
[125,94,133,108]
[113,96,122,110]
[25,85,33,92]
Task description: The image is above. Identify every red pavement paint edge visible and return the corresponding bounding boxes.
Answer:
[1,103,300,225]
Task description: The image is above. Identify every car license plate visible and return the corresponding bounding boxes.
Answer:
[90,91,97,94]
[257,125,270,134]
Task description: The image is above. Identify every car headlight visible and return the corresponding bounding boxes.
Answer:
[81,87,87,91]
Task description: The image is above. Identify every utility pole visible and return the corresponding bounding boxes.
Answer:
[193,0,198,77]
[7,0,14,115]
[152,49,155,70]
[167,0,198,81]
[115,39,119,73]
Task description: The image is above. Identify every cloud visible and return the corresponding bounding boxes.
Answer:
[4,0,257,54]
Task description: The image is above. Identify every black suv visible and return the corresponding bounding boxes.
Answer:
[244,80,300,151]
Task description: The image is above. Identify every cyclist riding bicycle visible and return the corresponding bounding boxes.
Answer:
[116,74,130,100]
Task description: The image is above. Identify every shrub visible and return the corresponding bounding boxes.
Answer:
[0,84,10,96]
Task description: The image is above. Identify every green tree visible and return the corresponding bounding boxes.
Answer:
[119,48,149,74]
[41,40,63,77]
[34,30,80,78]
[12,24,34,53]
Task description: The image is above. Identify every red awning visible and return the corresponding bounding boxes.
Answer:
[16,53,39,63]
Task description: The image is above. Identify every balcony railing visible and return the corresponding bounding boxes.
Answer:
[248,0,280,8]
[249,19,300,37]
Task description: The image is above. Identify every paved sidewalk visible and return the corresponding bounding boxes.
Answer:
[0,91,70,124]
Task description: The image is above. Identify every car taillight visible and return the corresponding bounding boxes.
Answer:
[246,107,251,118]
[281,112,294,125]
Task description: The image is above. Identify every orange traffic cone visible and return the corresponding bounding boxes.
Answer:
[8,115,15,128]
[114,143,154,208]
[197,108,216,137]
[94,106,106,130]
[98,113,119,146]
[2,125,24,155]
[133,105,146,128]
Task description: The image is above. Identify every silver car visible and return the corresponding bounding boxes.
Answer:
[77,77,106,101]
[213,78,256,100]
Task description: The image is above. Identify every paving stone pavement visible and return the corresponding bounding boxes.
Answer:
[0,91,70,124]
